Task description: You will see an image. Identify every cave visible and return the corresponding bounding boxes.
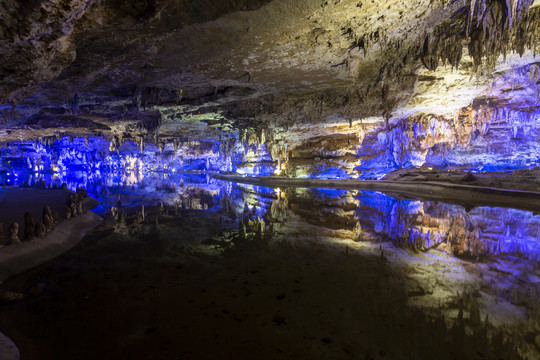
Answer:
[0,0,539,359]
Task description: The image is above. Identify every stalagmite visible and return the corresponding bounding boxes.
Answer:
[111,207,119,221]
[119,212,126,227]
[70,202,77,217]
[24,211,34,239]
[0,222,4,246]
[7,222,20,244]
[34,223,46,237]
[76,199,84,215]
[43,205,54,231]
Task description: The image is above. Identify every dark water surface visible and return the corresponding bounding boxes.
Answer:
[0,174,539,359]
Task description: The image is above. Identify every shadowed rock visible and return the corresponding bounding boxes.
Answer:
[70,202,77,217]
[43,205,54,231]
[65,207,72,219]
[24,211,34,240]
[43,214,53,231]
[34,223,46,237]
[0,222,4,246]
[76,199,84,215]
[7,223,19,245]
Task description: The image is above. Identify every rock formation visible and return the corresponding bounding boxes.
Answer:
[7,223,19,245]
[76,199,84,215]
[111,207,119,221]
[70,202,77,217]
[65,206,72,219]
[24,212,34,240]
[0,1,537,183]
[52,211,60,223]
[42,206,54,231]
[34,223,47,237]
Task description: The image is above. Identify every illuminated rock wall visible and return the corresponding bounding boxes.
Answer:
[1,62,538,181]
[0,137,224,186]
[231,62,540,179]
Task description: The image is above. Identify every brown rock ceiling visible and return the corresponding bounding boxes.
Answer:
[0,0,539,140]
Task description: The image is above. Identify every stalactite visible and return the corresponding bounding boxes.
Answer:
[109,135,120,152]
[346,0,539,95]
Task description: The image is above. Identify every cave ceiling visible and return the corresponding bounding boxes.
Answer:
[0,0,539,143]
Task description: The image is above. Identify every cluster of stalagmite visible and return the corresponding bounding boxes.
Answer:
[0,186,90,247]
[65,190,86,219]
[109,202,172,237]
[2,206,54,246]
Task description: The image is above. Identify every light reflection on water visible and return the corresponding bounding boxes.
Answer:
[2,168,540,354]
[3,169,540,261]
[215,183,540,260]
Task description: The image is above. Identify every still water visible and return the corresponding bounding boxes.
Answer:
[1,170,539,359]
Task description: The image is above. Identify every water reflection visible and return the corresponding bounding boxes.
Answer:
[3,168,540,345]
[214,184,540,357]
[216,184,540,261]
[4,168,540,261]
[2,164,540,357]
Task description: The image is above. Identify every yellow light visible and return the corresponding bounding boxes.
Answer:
[274,168,282,175]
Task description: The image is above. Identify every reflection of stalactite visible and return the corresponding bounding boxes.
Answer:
[135,135,145,154]
[270,194,288,222]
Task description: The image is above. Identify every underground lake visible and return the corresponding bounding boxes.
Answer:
[0,161,540,359]
[1,0,540,358]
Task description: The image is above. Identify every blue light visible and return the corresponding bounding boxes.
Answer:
[309,166,351,179]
